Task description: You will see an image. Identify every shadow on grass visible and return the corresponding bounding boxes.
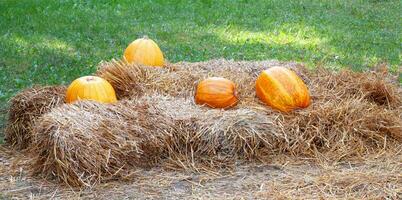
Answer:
[1,0,399,65]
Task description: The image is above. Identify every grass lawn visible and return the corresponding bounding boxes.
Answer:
[0,0,401,142]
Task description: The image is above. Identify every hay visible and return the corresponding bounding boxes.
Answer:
[4,86,66,149]
[29,99,171,187]
[281,98,401,160]
[96,59,307,106]
[150,96,285,170]
[6,59,400,187]
[29,96,285,187]
[256,153,402,199]
[2,145,400,199]
[308,68,401,108]
[29,94,401,187]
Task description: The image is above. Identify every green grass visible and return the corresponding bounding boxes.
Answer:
[0,0,401,142]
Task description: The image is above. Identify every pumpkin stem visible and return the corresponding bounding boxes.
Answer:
[143,35,149,39]
[86,76,95,81]
[233,90,238,98]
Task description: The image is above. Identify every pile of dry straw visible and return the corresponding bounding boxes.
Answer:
[5,59,402,187]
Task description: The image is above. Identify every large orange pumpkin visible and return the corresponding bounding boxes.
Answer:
[195,77,238,109]
[66,76,117,104]
[255,67,310,112]
[123,36,164,67]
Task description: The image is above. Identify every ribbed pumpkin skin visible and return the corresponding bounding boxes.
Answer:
[256,67,311,112]
[195,77,238,109]
[66,76,117,104]
[123,36,164,67]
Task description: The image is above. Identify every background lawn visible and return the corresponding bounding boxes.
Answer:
[0,0,401,142]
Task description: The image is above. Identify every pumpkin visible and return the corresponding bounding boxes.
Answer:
[255,67,311,112]
[66,76,117,104]
[123,36,164,67]
[195,77,238,109]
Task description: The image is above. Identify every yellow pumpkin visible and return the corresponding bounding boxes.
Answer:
[195,77,238,109]
[123,36,164,67]
[66,76,117,104]
[255,67,311,112]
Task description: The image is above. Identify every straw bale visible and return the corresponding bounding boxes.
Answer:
[29,94,401,187]
[29,95,285,186]
[96,59,308,106]
[6,59,399,187]
[4,86,66,149]
[29,99,175,187]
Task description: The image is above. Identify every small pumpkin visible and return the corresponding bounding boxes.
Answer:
[123,36,164,67]
[255,67,310,112]
[66,76,117,104]
[195,77,238,109]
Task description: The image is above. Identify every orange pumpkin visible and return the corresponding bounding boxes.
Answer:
[255,67,311,112]
[66,76,117,104]
[195,77,238,109]
[123,36,164,67]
